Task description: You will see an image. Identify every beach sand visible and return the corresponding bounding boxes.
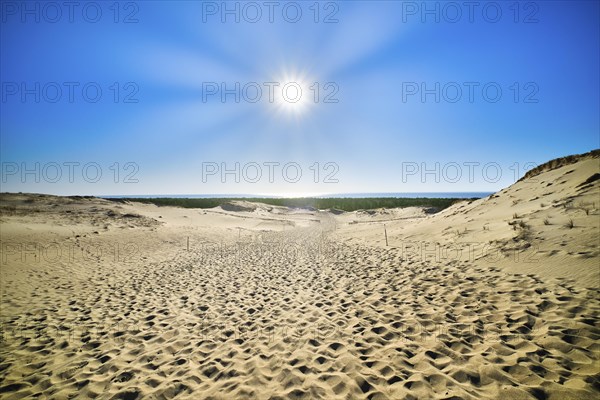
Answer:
[0,152,598,399]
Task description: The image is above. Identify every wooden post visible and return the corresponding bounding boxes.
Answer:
[384,224,388,247]
[187,236,189,251]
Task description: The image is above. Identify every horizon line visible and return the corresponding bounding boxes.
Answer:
[97,191,495,199]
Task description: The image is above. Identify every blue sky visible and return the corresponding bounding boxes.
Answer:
[1,0,598,196]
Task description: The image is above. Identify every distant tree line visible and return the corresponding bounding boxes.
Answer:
[106,197,475,212]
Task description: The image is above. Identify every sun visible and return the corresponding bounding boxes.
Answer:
[270,69,314,118]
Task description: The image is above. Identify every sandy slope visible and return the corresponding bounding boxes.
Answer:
[335,152,600,288]
[0,152,598,399]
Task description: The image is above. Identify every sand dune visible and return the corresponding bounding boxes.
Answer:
[336,150,600,288]
[0,152,598,399]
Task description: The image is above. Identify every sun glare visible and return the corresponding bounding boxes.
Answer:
[270,69,314,118]
[260,192,326,198]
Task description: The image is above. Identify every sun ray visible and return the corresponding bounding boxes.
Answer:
[269,68,315,119]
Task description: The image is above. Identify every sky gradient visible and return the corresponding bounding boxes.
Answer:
[1,0,599,196]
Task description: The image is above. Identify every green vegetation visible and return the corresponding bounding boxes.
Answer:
[107,197,473,212]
